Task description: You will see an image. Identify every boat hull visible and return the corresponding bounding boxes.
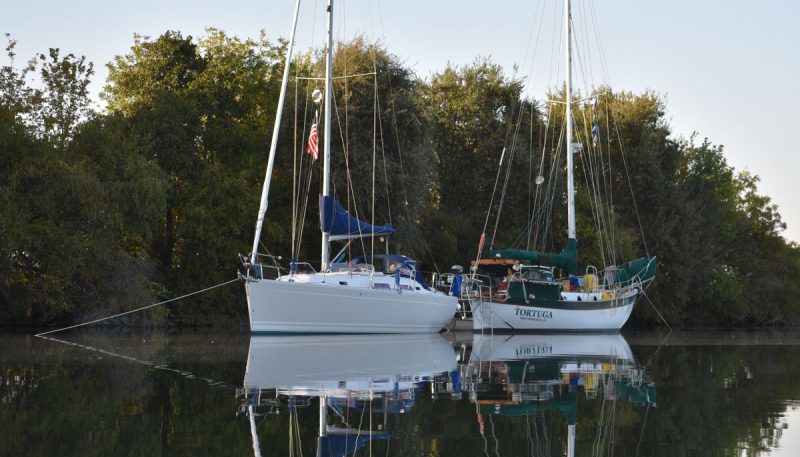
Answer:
[245,275,458,333]
[469,289,638,331]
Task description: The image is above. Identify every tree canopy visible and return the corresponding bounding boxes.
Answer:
[1,31,798,328]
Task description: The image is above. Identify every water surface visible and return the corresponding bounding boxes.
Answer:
[2,330,800,456]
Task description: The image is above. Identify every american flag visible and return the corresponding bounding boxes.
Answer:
[306,119,319,160]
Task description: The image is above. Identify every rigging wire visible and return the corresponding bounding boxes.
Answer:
[587,0,650,257]
[491,0,551,253]
[604,96,618,264]
[290,0,320,263]
[513,0,652,268]
[313,3,427,270]
[366,1,399,235]
[527,107,535,249]
[488,0,553,252]
[330,84,370,261]
[490,414,500,457]
[374,0,443,274]
[372,47,378,265]
[373,70,393,229]
[293,59,313,263]
[292,54,299,263]
[635,405,651,457]
[576,103,611,266]
[612,106,650,256]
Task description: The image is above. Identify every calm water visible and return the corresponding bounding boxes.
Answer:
[2,330,800,456]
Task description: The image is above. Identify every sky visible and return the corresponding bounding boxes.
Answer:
[4,0,800,242]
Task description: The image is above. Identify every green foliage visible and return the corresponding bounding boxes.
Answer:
[1,29,799,327]
[521,88,800,326]
[0,37,164,326]
[420,59,535,266]
[321,37,436,263]
[100,30,290,324]
[639,135,800,325]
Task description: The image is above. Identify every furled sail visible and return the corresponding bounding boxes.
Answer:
[490,238,578,275]
[320,196,396,241]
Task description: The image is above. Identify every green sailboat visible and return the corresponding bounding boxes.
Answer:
[464,0,656,331]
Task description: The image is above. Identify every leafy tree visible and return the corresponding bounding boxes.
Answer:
[318,38,437,267]
[0,37,165,325]
[420,59,535,268]
[3,28,800,328]
[102,30,288,323]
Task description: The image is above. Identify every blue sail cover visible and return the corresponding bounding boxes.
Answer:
[320,196,396,239]
[317,433,390,457]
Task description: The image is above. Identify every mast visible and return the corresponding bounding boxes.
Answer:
[317,396,328,456]
[319,397,328,437]
[248,404,263,457]
[567,423,576,457]
[250,0,302,263]
[321,0,333,271]
[564,0,576,241]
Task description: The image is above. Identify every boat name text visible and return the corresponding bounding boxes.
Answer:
[514,307,553,321]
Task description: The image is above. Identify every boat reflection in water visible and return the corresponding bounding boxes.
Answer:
[240,333,655,456]
[463,333,656,457]
[240,334,457,457]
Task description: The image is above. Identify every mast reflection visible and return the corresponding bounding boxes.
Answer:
[240,333,655,456]
[240,334,457,457]
[462,333,656,457]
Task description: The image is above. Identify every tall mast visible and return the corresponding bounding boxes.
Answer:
[250,0,302,263]
[320,0,334,270]
[564,0,576,241]
[567,423,576,457]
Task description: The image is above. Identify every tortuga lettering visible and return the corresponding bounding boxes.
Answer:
[516,345,553,357]
[514,307,553,319]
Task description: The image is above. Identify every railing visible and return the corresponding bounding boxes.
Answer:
[462,274,494,302]
[254,254,284,279]
[240,253,282,280]
[242,253,450,295]
[291,261,317,274]
[599,256,657,290]
[241,254,324,280]
[434,273,460,296]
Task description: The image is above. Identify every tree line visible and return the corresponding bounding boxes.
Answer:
[1,30,798,327]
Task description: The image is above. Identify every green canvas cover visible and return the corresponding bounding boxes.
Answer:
[612,256,657,287]
[490,238,578,275]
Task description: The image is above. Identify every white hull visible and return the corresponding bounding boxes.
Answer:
[245,272,458,333]
[469,289,639,331]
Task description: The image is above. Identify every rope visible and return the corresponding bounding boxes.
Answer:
[35,277,241,337]
[642,288,671,331]
[635,406,651,457]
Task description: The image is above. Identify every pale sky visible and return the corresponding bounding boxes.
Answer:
[4,0,800,242]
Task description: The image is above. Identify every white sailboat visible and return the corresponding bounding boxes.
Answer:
[464,0,656,332]
[242,0,458,333]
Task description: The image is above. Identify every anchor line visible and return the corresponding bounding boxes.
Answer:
[35,277,242,337]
